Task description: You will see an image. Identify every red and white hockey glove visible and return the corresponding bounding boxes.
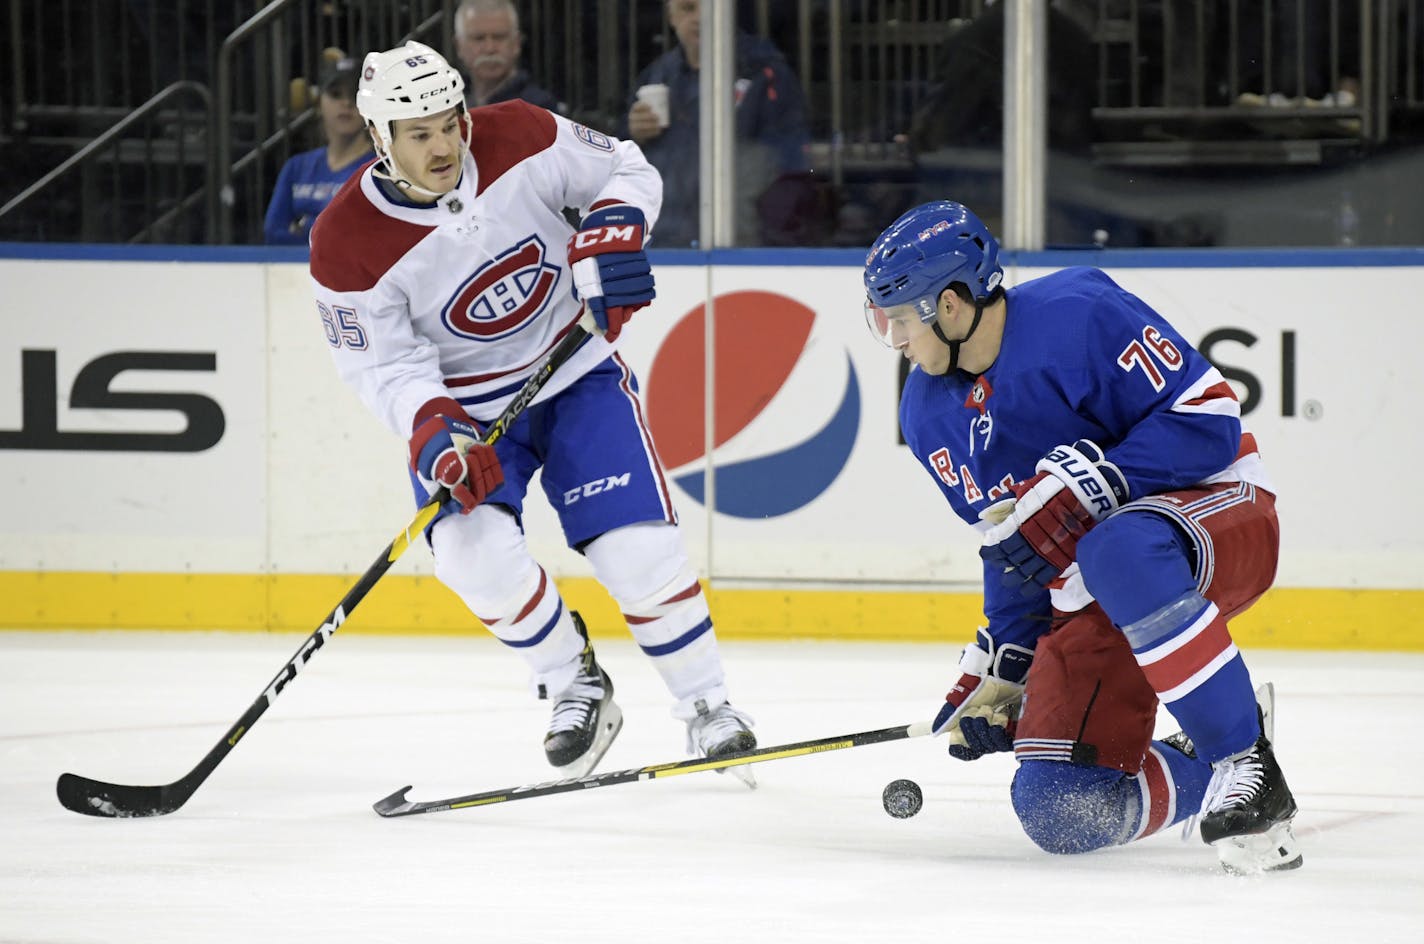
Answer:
[932,629,1034,761]
[980,439,1129,590]
[567,203,654,342]
[408,399,504,515]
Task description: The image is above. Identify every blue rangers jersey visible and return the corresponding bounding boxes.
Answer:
[899,267,1271,652]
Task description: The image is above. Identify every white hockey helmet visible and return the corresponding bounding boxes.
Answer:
[357,40,466,155]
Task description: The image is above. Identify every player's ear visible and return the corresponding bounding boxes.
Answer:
[936,286,960,321]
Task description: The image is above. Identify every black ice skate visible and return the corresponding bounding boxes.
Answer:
[542,612,623,778]
[1198,682,1303,874]
[686,698,757,788]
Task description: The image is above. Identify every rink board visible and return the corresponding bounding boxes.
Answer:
[1,246,1420,648]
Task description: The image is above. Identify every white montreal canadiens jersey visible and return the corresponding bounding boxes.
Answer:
[308,100,662,435]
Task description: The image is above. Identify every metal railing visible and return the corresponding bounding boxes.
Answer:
[5,0,1424,246]
[3,0,452,244]
[213,0,455,243]
[0,81,215,243]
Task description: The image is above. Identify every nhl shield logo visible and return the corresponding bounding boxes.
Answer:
[441,236,562,341]
[965,375,993,415]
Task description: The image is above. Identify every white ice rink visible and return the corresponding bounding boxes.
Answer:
[2,630,1421,944]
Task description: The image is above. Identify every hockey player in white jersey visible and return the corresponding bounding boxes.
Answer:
[308,41,755,779]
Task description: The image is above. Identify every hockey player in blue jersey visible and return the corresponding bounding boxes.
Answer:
[863,201,1301,874]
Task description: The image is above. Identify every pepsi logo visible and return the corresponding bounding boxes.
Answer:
[645,291,860,518]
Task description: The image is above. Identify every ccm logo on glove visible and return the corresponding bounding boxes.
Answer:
[570,221,642,253]
[568,203,655,343]
[408,399,504,515]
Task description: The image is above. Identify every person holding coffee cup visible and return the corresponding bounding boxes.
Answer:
[621,0,811,248]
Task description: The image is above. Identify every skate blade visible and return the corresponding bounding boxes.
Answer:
[552,701,624,780]
[1215,821,1303,875]
[721,764,757,789]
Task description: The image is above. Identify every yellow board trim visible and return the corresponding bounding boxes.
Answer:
[0,572,1418,651]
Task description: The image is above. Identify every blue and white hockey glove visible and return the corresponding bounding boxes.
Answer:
[408,398,504,515]
[980,439,1129,590]
[932,628,1033,761]
[567,203,654,342]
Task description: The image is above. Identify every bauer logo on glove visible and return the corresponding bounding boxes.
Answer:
[980,439,1129,589]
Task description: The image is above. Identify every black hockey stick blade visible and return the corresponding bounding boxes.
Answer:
[55,326,592,818]
[374,720,934,817]
[52,515,432,819]
[57,776,181,819]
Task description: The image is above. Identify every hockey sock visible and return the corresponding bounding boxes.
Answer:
[431,507,586,695]
[453,559,584,696]
[1132,740,1213,839]
[620,564,726,706]
[1124,596,1260,763]
[1078,512,1260,764]
[585,523,727,707]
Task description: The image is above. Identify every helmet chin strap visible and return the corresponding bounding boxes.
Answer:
[930,298,986,373]
[370,115,473,201]
[372,160,444,200]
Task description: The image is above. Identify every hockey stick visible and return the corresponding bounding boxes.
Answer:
[373,720,935,817]
[56,324,592,818]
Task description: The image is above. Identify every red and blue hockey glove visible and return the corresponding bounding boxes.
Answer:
[980,439,1129,590]
[408,399,504,515]
[932,628,1034,761]
[567,203,654,342]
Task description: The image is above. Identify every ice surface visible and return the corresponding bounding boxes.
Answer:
[2,631,1421,943]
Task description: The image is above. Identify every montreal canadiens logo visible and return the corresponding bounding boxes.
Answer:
[441,236,561,341]
[645,291,860,519]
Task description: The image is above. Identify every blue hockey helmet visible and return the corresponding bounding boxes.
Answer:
[862,201,1003,346]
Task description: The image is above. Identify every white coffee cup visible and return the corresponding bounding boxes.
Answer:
[635,83,670,129]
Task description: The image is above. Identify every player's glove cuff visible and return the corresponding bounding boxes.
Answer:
[1034,439,1129,523]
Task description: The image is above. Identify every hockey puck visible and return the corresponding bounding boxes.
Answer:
[882,778,923,819]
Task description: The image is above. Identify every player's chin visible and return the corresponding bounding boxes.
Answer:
[423,167,459,191]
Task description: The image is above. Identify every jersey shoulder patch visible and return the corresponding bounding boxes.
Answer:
[309,168,435,293]
[466,100,558,195]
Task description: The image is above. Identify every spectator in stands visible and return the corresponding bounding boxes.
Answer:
[454,0,564,113]
[264,56,372,245]
[908,2,1095,155]
[620,0,814,247]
